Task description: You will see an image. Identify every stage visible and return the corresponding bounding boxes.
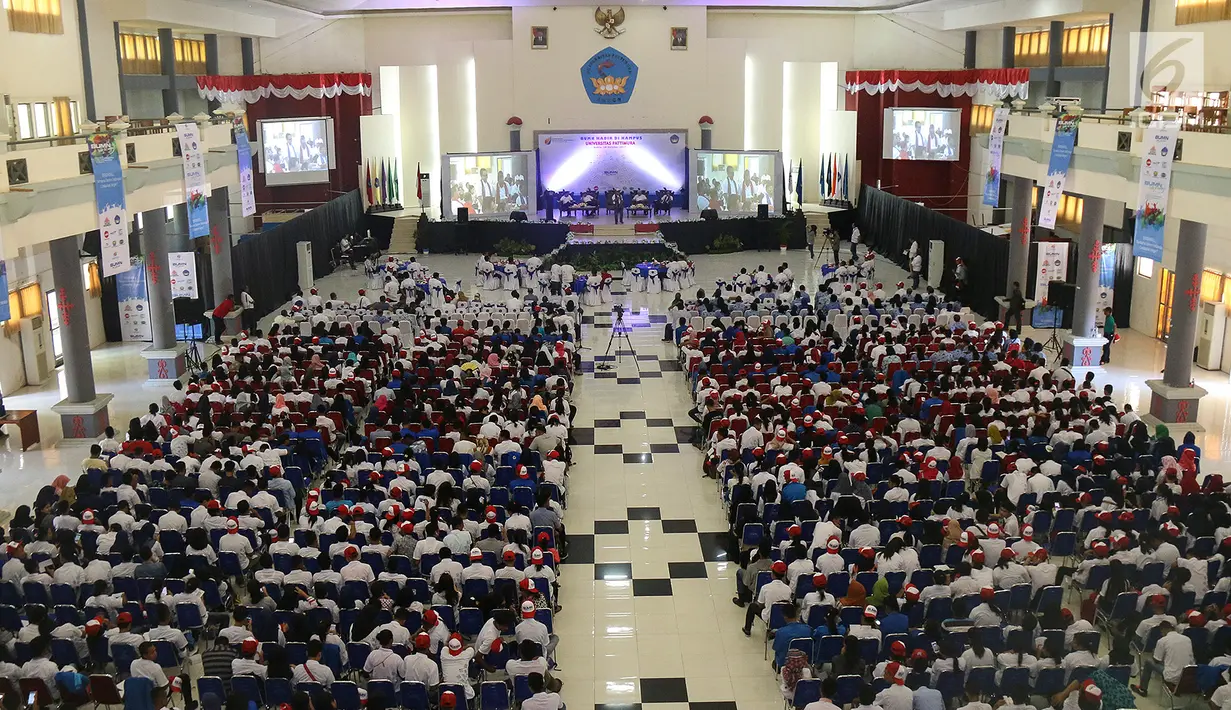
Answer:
[412,206,828,256]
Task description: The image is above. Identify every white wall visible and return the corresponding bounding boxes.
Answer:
[0,0,85,107]
[975,28,1004,69]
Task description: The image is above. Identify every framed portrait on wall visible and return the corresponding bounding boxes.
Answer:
[670,27,688,50]
[531,26,549,49]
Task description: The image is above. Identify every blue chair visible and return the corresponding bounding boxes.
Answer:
[123,677,155,710]
[111,643,139,676]
[459,607,485,638]
[1035,667,1067,696]
[1106,665,1132,686]
[50,638,80,667]
[794,679,821,709]
[833,675,863,706]
[230,676,265,707]
[1000,666,1031,697]
[512,675,533,704]
[1035,586,1063,614]
[481,681,510,710]
[367,680,397,709]
[346,643,371,674]
[196,675,227,700]
[936,670,964,700]
[968,666,996,695]
[1050,531,1076,560]
[332,681,362,710]
[401,681,431,710]
[265,678,294,707]
[815,635,844,665]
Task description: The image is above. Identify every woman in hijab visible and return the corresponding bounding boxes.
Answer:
[839,579,867,608]
[1153,424,1177,458]
[1178,431,1202,459]
[1179,449,1200,482]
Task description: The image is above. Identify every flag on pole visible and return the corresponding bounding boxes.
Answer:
[832,154,839,199]
[416,162,423,200]
[372,162,382,206]
[391,158,399,203]
[819,154,827,198]
[842,154,850,201]
[365,161,373,207]
[381,159,390,205]
[795,161,803,207]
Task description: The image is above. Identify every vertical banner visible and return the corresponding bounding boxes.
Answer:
[0,227,8,322]
[89,133,132,278]
[1032,241,1070,327]
[175,122,211,238]
[168,251,199,299]
[1037,112,1081,229]
[982,108,1010,207]
[115,258,151,342]
[1132,119,1180,262]
[234,120,257,218]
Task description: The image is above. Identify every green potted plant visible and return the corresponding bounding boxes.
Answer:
[778,222,790,254]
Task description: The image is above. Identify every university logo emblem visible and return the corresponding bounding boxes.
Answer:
[581,47,638,105]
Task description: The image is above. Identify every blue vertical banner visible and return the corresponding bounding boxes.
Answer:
[982,108,1009,207]
[114,258,151,342]
[1132,120,1179,263]
[89,132,132,278]
[1037,112,1081,229]
[175,122,211,238]
[234,120,257,218]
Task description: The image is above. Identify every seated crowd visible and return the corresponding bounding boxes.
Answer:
[1,273,582,710]
[675,272,1230,710]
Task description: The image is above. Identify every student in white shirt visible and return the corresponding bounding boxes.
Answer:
[520,673,565,710]
[1133,618,1193,695]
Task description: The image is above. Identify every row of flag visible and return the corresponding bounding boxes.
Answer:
[364,157,405,210]
[785,153,851,208]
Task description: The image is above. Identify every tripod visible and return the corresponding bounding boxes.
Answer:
[184,337,206,374]
[1041,307,1065,354]
[596,308,640,371]
[814,229,838,267]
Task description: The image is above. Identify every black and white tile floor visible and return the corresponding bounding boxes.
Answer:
[560,301,782,710]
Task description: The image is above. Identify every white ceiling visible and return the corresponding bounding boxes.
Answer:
[216,0,997,14]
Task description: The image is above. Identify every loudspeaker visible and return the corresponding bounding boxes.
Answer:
[757,204,770,219]
[701,209,718,221]
[510,210,527,222]
[457,207,469,223]
[1047,281,1076,311]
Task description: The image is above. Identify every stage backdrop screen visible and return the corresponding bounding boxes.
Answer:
[536,130,687,195]
[882,108,960,161]
[257,117,337,186]
[693,150,783,214]
[443,152,536,219]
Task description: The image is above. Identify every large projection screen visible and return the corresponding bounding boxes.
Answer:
[258,117,336,186]
[441,151,537,220]
[536,130,687,196]
[693,150,783,214]
[882,108,960,161]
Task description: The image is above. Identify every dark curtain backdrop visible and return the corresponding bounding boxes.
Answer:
[857,185,1008,319]
[233,190,364,320]
[1112,243,1135,328]
[365,214,395,251]
[659,213,806,253]
[416,221,571,256]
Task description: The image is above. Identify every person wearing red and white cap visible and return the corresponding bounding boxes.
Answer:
[219,517,254,569]
[978,523,1007,561]
[992,548,1031,589]
[742,560,792,636]
[847,605,882,642]
[460,547,496,585]
[1134,614,1193,697]
[232,637,268,678]
[801,574,836,621]
[1073,542,1111,587]
[440,634,477,699]
[1025,549,1058,592]
[1133,595,1177,647]
[1010,526,1042,559]
[874,660,913,710]
[516,599,555,656]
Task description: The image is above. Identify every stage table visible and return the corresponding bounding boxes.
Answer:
[0,410,40,451]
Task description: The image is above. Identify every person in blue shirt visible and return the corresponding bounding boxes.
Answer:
[780,471,807,505]
[877,596,910,636]
[771,603,813,670]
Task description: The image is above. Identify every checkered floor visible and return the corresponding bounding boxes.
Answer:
[559,301,784,710]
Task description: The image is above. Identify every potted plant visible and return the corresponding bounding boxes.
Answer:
[507,116,523,151]
[778,222,790,254]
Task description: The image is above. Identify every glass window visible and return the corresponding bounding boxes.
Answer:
[32,102,49,137]
[165,205,174,221]
[1136,257,1154,278]
[15,103,32,139]
[1201,269,1223,303]
[69,100,79,134]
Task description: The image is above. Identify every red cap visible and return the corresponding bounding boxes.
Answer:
[971,550,985,563]
[911,648,929,661]
[117,612,133,625]
[424,610,439,626]
[241,638,259,654]
[980,586,995,601]
[904,584,920,601]
[860,546,875,559]
[813,574,827,587]
[771,561,788,575]
[440,691,457,709]
[890,640,907,656]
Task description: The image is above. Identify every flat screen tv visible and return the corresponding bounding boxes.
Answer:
[257,117,337,185]
[882,108,960,161]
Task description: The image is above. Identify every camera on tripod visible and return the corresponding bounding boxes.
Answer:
[612,303,625,321]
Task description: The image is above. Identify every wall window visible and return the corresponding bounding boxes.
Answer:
[1061,24,1110,67]
[31,102,49,138]
[970,105,995,134]
[1136,257,1155,278]
[1202,269,1224,303]
[1014,30,1050,68]
[1177,0,1231,25]
[119,32,207,75]
[14,103,33,140]
[3,0,63,34]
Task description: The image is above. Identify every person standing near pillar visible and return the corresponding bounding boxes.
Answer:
[1102,308,1117,364]
[1008,282,1026,332]
[807,226,816,259]
[910,250,923,290]
[212,294,235,345]
[240,287,255,332]
[849,224,861,261]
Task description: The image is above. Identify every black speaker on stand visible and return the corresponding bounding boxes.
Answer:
[757,203,770,219]
[510,211,527,223]
[544,191,555,222]
[701,209,718,221]
[457,207,469,223]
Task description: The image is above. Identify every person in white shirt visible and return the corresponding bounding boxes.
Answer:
[519,673,565,710]
[743,561,792,635]
[218,518,254,569]
[233,638,268,678]
[128,642,169,695]
[1134,619,1193,695]
[401,634,441,688]
[874,662,914,710]
[363,630,404,682]
[440,635,476,700]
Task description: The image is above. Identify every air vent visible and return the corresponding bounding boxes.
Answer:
[6,158,28,186]
[1116,131,1132,152]
[78,151,92,175]
[172,137,181,157]
[126,143,137,164]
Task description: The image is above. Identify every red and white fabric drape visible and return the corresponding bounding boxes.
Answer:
[196,73,372,104]
[845,69,1030,100]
